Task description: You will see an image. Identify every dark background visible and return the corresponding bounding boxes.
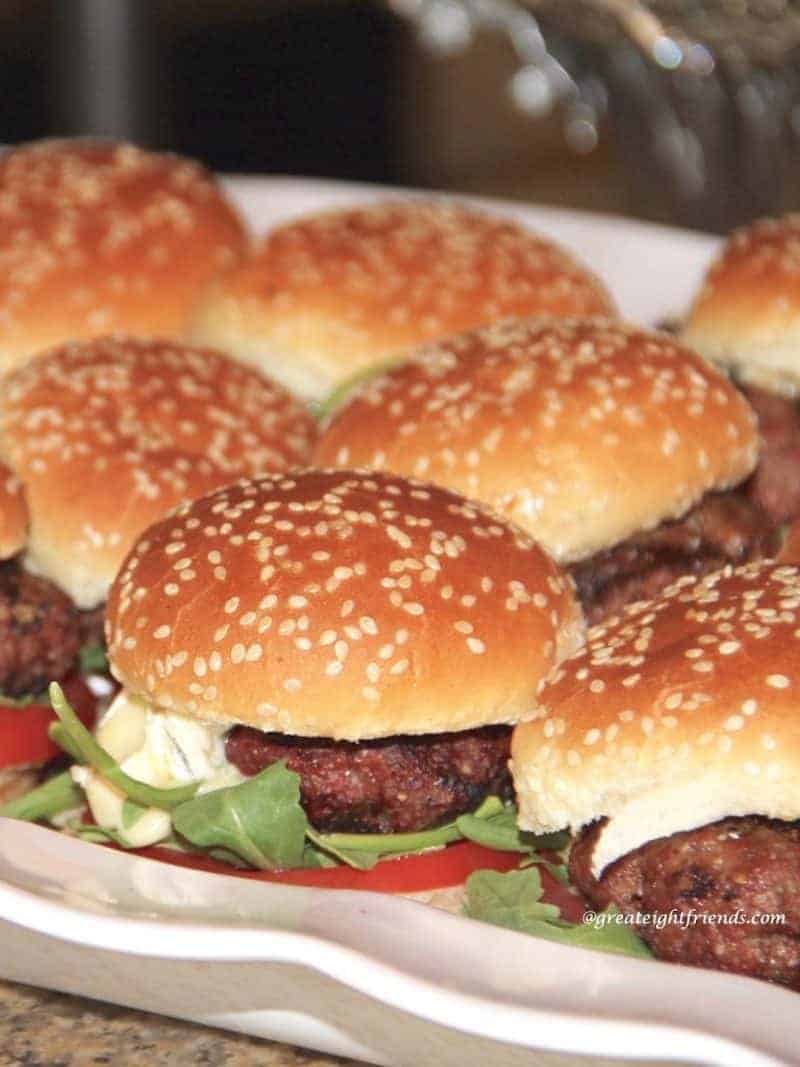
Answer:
[0,0,406,181]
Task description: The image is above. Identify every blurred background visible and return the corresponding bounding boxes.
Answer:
[6,0,800,232]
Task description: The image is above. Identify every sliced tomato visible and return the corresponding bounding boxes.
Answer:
[129,839,523,893]
[0,675,97,770]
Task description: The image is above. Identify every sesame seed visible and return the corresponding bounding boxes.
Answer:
[766,674,791,689]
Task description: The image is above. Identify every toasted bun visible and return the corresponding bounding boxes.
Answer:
[683,214,800,396]
[189,200,616,402]
[779,520,800,564]
[0,138,247,375]
[0,462,27,559]
[0,336,316,609]
[107,470,583,740]
[315,318,759,563]
[512,561,800,876]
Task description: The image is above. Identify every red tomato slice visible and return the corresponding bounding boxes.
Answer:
[128,839,524,893]
[0,675,97,770]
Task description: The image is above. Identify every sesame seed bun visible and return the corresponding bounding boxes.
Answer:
[0,461,27,559]
[315,318,760,564]
[0,336,317,610]
[107,470,583,740]
[188,200,616,403]
[682,214,800,396]
[779,520,800,564]
[0,138,247,375]
[511,561,800,876]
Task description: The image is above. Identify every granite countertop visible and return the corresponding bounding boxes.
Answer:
[0,980,367,1066]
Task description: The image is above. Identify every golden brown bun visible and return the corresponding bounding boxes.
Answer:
[0,138,247,375]
[107,470,584,740]
[683,214,800,395]
[316,318,759,563]
[0,461,27,559]
[189,200,616,402]
[512,561,800,874]
[0,336,317,610]
[0,766,38,805]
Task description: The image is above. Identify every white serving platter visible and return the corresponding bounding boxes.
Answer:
[2,178,791,1067]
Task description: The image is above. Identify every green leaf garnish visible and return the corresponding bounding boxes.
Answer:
[465,868,652,959]
[79,643,109,675]
[48,682,199,810]
[312,358,402,422]
[171,762,309,870]
[0,770,83,822]
[308,795,506,864]
[456,807,567,854]
[306,829,380,870]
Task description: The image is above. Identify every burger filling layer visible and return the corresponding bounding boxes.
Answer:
[739,383,800,526]
[569,491,777,624]
[77,690,513,847]
[0,559,83,697]
[225,724,512,834]
[570,817,800,988]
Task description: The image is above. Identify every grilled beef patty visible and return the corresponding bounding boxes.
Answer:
[225,724,513,834]
[570,817,800,988]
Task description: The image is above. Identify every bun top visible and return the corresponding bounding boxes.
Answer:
[315,317,759,563]
[683,214,800,395]
[189,200,616,402]
[512,561,800,875]
[0,336,316,609]
[107,469,583,740]
[0,462,27,559]
[0,138,247,374]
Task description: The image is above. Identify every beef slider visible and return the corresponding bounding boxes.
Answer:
[0,337,317,801]
[88,471,583,846]
[0,335,316,612]
[570,816,800,988]
[512,560,800,989]
[189,199,616,404]
[0,137,248,377]
[682,213,800,528]
[316,318,762,624]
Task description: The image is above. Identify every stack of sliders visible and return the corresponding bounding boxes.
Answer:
[683,214,800,528]
[315,317,774,624]
[0,335,315,805]
[512,560,800,989]
[0,138,248,376]
[23,470,605,904]
[189,200,617,403]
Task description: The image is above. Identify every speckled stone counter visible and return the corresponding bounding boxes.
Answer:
[0,980,366,1066]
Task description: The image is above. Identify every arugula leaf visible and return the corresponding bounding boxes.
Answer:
[171,762,309,870]
[311,795,506,861]
[0,770,83,822]
[79,643,109,675]
[121,798,149,831]
[312,358,402,422]
[48,682,199,810]
[465,868,652,960]
[68,821,132,847]
[456,807,567,854]
[306,829,379,870]
[457,808,570,881]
